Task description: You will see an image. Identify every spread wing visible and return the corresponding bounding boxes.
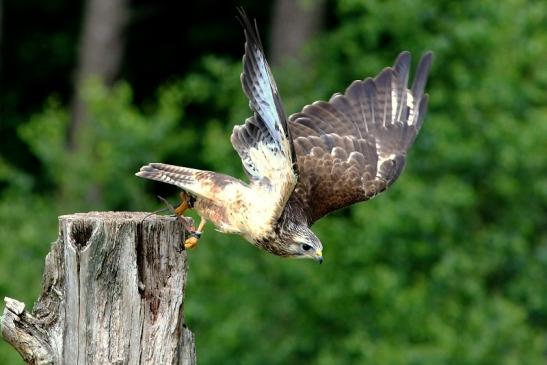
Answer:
[289,51,433,224]
[230,10,297,220]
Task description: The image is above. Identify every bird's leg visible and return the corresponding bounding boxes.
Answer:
[174,191,203,249]
[175,191,191,216]
[171,192,202,249]
[184,217,207,249]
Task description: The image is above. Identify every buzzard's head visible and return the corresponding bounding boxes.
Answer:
[279,223,323,263]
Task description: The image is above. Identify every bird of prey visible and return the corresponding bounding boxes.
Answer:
[137,11,433,263]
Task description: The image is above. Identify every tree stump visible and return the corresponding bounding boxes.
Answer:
[1,212,196,365]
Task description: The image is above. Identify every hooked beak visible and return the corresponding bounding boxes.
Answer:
[316,249,323,264]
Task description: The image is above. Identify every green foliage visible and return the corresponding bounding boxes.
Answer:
[1,0,547,364]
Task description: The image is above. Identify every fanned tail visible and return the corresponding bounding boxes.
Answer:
[136,163,239,201]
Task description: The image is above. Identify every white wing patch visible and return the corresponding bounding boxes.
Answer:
[407,91,417,125]
[248,141,294,181]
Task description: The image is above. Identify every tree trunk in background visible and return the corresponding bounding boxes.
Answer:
[1,212,196,365]
[0,0,3,88]
[270,0,326,67]
[68,0,128,150]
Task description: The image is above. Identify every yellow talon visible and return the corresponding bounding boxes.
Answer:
[184,236,200,249]
[183,217,207,250]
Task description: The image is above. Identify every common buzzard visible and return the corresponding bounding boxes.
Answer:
[137,12,433,263]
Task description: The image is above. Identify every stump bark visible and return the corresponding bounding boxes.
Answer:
[1,212,196,365]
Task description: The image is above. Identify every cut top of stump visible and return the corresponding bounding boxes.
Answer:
[59,211,192,250]
[59,211,187,224]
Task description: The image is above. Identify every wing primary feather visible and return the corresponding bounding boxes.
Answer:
[393,52,411,124]
[411,51,433,100]
[393,52,411,79]
[373,68,393,128]
[409,52,432,128]
[345,80,367,136]
[363,78,376,128]
[236,8,297,172]
[415,94,429,131]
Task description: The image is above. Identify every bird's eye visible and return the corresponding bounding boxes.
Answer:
[302,243,312,251]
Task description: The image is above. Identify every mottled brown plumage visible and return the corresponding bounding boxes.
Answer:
[137,10,433,262]
[287,50,431,224]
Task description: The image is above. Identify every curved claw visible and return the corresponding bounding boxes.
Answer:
[183,218,207,250]
[184,236,199,249]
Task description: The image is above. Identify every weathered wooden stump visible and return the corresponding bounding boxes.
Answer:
[1,212,196,365]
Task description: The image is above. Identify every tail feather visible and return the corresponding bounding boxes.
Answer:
[136,163,241,201]
[136,163,202,195]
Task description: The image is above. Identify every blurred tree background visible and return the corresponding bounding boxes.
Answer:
[1,0,546,363]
